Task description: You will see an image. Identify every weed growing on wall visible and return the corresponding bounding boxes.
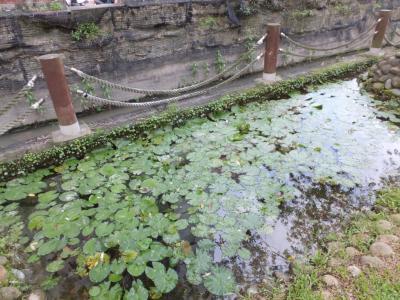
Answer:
[71,23,102,42]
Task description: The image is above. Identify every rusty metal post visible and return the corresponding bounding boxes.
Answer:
[370,9,392,55]
[263,23,280,82]
[39,54,82,137]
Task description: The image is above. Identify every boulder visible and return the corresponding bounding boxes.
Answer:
[345,246,361,258]
[28,289,46,300]
[391,89,400,96]
[347,265,362,277]
[391,77,400,89]
[377,234,399,244]
[360,255,385,269]
[370,242,394,257]
[385,78,392,89]
[388,56,400,66]
[11,269,25,281]
[390,214,400,225]
[376,220,393,231]
[390,66,400,76]
[322,274,340,287]
[0,287,22,300]
[378,75,390,83]
[321,290,333,300]
[379,63,392,74]
[372,82,384,90]
[0,256,8,265]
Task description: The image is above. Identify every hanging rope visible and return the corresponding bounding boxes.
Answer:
[279,29,374,60]
[73,52,264,108]
[69,34,267,96]
[281,20,379,52]
[0,75,38,116]
[384,35,400,48]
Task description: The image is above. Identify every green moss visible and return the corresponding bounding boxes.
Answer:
[0,57,378,182]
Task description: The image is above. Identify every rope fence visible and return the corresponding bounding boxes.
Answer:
[0,9,396,138]
[74,52,264,108]
[280,20,379,52]
[70,34,267,97]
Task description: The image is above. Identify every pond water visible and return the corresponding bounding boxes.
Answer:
[1,79,400,299]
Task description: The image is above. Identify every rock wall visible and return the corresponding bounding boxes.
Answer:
[1,0,400,131]
[361,52,400,96]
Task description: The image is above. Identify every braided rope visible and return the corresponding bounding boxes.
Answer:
[281,20,379,52]
[69,34,267,96]
[279,29,374,60]
[0,109,36,135]
[384,35,400,48]
[74,52,264,108]
[0,75,37,116]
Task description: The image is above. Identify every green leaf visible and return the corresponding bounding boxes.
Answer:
[145,262,178,294]
[46,260,64,273]
[95,222,115,237]
[89,286,101,297]
[89,263,111,283]
[203,266,236,296]
[127,262,146,277]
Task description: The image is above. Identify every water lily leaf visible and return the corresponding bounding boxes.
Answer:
[95,222,115,237]
[89,286,101,297]
[38,239,64,256]
[110,259,126,275]
[123,280,148,300]
[145,262,178,294]
[127,262,146,277]
[46,260,64,273]
[2,187,27,201]
[83,238,102,255]
[59,191,79,202]
[203,266,236,296]
[89,263,111,283]
[38,191,59,203]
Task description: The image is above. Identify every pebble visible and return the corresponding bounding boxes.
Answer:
[376,220,393,232]
[0,287,22,300]
[273,271,290,283]
[327,241,342,254]
[28,289,46,300]
[390,88,400,96]
[321,290,333,300]
[385,78,392,89]
[347,265,362,277]
[11,269,25,281]
[360,255,385,269]
[390,214,400,225]
[370,242,394,257]
[328,258,343,268]
[322,274,340,287]
[0,265,7,282]
[345,246,361,258]
[377,234,399,244]
[246,285,258,295]
[0,256,8,265]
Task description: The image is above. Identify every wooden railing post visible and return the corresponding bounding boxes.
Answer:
[39,54,89,141]
[370,9,392,55]
[263,23,280,82]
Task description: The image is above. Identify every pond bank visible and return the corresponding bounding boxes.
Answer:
[250,188,400,300]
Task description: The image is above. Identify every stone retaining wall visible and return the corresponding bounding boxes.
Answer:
[360,52,400,96]
[1,0,400,131]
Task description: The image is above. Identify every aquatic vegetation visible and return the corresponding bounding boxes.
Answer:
[0,58,377,182]
[1,78,399,298]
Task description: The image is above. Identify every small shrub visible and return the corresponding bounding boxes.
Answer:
[71,22,101,42]
[199,16,217,29]
[48,1,63,11]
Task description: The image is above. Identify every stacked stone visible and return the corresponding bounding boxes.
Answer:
[361,53,400,96]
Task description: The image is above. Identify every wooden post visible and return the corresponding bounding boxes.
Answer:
[370,9,392,55]
[39,54,82,138]
[263,23,280,82]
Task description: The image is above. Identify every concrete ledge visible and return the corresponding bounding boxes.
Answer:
[52,122,91,143]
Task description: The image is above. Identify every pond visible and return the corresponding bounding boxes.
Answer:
[1,79,400,299]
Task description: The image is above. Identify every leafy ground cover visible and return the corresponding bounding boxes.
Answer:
[1,77,400,299]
